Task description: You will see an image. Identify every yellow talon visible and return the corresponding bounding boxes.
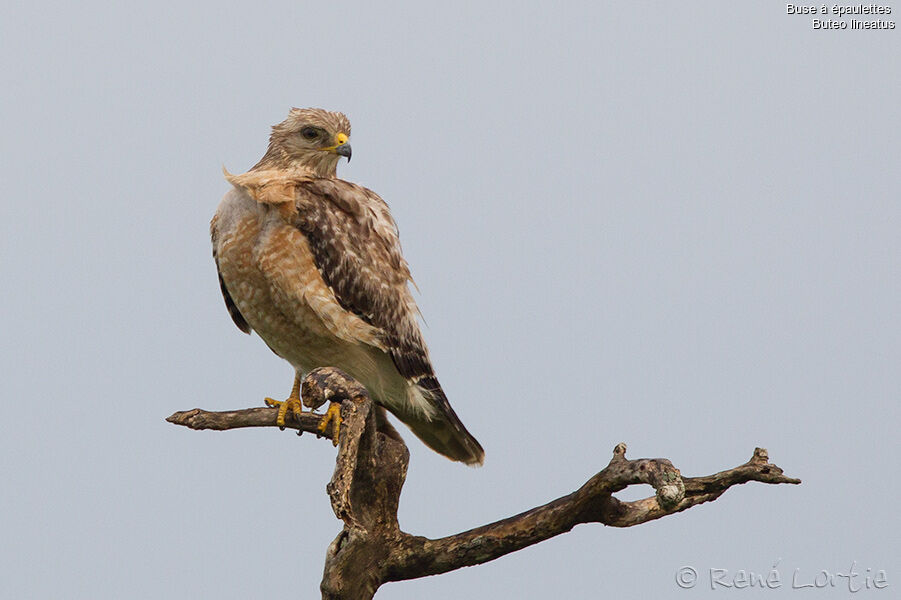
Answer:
[318,401,342,446]
[264,374,304,429]
[265,396,304,428]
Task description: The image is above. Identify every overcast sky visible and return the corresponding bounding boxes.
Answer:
[1,2,898,598]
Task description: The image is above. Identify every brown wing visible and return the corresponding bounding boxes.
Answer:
[293,178,434,381]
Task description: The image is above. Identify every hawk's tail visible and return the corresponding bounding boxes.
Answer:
[402,376,485,466]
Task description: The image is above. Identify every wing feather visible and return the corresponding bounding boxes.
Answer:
[293,178,435,380]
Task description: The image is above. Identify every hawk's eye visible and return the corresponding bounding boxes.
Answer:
[300,127,318,140]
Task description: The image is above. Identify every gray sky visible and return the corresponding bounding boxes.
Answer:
[2,2,898,598]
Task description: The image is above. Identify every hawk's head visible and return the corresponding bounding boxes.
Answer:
[255,108,352,177]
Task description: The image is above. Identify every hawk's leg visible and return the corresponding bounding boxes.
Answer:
[317,401,342,446]
[264,373,305,429]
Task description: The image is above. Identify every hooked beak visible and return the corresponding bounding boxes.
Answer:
[322,132,351,162]
[335,143,352,162]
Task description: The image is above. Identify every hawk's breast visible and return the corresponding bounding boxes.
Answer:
[212,187,402,403]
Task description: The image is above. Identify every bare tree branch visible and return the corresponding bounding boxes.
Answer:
[167,406,332,436]
[168,367,800,599]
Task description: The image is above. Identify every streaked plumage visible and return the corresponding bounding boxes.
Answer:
[211,108,484,465]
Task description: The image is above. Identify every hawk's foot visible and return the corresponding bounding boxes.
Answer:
[264,396,304,429]
[317,401,342,446]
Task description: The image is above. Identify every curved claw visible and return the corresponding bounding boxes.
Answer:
[317,402,342,446]
[264,396,304,429]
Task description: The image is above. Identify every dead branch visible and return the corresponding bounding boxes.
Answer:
[168,367,800,599]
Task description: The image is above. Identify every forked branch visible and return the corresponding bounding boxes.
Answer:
[168,367,800,599]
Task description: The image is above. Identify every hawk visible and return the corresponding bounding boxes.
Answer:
[211,108,484,465]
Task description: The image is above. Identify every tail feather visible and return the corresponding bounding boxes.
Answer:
[400,376,484,466]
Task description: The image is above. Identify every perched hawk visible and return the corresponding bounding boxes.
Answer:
[211,108,484,465]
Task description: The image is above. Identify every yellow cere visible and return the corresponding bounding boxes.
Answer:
[321,132,349,152]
